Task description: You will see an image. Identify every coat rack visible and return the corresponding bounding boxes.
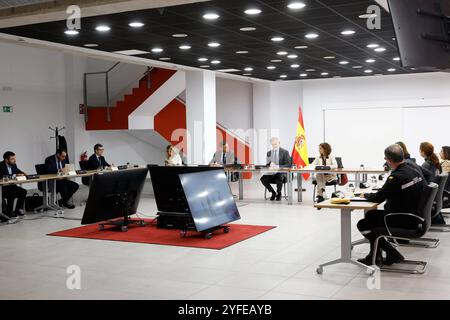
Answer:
[49,126,65,152]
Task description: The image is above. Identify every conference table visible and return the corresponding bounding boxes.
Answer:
[314,199,379,275]
[225,167,387,205]
[0,166,145,223]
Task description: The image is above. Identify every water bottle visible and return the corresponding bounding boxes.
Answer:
[360,164,367,183]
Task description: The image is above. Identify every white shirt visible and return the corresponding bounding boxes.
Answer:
[6,164,12,175]
[166,154,183,166]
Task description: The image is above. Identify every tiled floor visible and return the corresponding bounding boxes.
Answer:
[1,178,450,300]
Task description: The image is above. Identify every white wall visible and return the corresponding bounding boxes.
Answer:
[0,41,66,173]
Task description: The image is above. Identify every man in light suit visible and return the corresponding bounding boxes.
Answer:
[210,142,237,166]
[45,149,79,209]
[260,137,292,201]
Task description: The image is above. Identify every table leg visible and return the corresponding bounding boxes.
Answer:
[0,187,10,221]
[287,173,293,205]
[317,208,375,275]
[238,172,243,201]
[355,173,360,188]
[297,173,303,203]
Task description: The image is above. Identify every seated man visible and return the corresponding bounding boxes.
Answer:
[45,149,79,209]
[88,144,111,170]
[357,144,426,266]
[260,137,291,201]
[0,151,27,217]
[210,142,240,182]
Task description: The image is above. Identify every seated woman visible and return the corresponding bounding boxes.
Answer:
[440,146,450,174]
[419,142,442,177]
[311,142,338,203]
[165,145,183,166]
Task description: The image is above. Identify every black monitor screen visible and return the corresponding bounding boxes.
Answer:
[81,168,148,224]
[179,170,241,232]
[148,165,223,213]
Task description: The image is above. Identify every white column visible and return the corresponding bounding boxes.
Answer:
[252,82,274,164]
[185,70,217,165]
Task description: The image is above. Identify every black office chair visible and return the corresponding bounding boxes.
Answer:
[263,174,289,200]
[372,182,438,274]
[312,157,343,202]
[442,176,450,212]
[79,161,90,186]
[429,174,449,232]
[35,164,47,193]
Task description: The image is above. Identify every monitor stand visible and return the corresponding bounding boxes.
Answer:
[98,192,147,232]
[180,225,230,240]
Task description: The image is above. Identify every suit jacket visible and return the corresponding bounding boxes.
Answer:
[210,151,238,165]
[88,154,110,170]
[0,161,24,178]
[266,148,291,168]
[45,155,70,174]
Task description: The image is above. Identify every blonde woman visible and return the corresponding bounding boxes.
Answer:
[312,142,338,203]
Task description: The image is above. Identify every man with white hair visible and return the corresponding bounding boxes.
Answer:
[260,137,292,201]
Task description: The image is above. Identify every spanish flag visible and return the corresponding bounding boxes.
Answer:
[292,106,310,180]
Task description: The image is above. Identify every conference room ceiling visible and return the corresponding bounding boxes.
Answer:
[0,0,419,81]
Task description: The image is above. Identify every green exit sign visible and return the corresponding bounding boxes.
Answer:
[3,106,13,113]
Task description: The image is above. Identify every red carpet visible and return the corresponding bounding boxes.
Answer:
[48,219,275,250]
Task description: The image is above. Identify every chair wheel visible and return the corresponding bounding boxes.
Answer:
[121,226,128,232]
[224,227,230,233]
[98,224,105,230]
[367,268,375,276]
[205,233,213,240]
[316,267,323,275]
[180,230,187,238]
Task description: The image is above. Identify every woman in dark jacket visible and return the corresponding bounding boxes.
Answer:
[420,142,442,177]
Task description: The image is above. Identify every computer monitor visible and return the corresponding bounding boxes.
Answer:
[179,170,241,232]
[81,168,148,227]
[148,165,223,213]
[388,0,450,70]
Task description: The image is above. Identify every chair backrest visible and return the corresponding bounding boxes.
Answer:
[417,182,439,232]
[308,157,315,164]
[79,161,90,186]
[431,174,448,218]
[35,164,47,192]
[335,157,343,169]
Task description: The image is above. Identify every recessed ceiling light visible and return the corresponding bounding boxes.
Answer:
[295,45,308,49]
[287,2,306,9]
[291,64,300,68]
[280,75,288,78]
[179,45,191,50]
[287,54,298,59]
[341,30,355,35]
[84,43,98,47]
[159,57,171,61]
[352,66,363,69]
[267,66,276,70]
[245,8,262,15]
[410,67,417,70]
[374,47,386,52]
[367,43,379,48]
[359,13,377,19]
[393,57,401,61]
[208,42,221,47]
[203,13,220,20]
[271,36,285,42]
[129,22,144,28]
[387,68,396,72]
[151,48,163,53]
[271,60,282,63]
[300,73,308,77]
[240,27,256,32]
[217,69,241,73]
[244,67,254,71]
[366,59,376,63]
[64,30,79,35]
[172,33,188,38]
[321,72,329,76]
[305,33,319,39]
[211,60,221,64]
[200,65,210,68]
[95,25,110,32]
[198,57,208,62]
[364,69,373,73]
[277,51,288,56]
[236,51,248,54]
[306,68,316,72]
[323,56,335,59]
[243,73,252,76]
[339,61,349,65]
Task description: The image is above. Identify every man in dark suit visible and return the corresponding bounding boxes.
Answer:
[45,149,79,209]
[88,144,111,170]
[0,151,27,217]
[260,137,292,201]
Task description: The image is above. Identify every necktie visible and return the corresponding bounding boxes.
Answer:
[274,150,278,165]
[58,161,62,170]
[222,153,226,165]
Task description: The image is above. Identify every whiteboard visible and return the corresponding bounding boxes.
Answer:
[324,106,450,168]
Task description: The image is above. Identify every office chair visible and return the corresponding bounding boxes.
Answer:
[263,175,289,200]
[312,157,343,202]
[79,161,90,206]
[372,182,438,274]
[429,174,449,232]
